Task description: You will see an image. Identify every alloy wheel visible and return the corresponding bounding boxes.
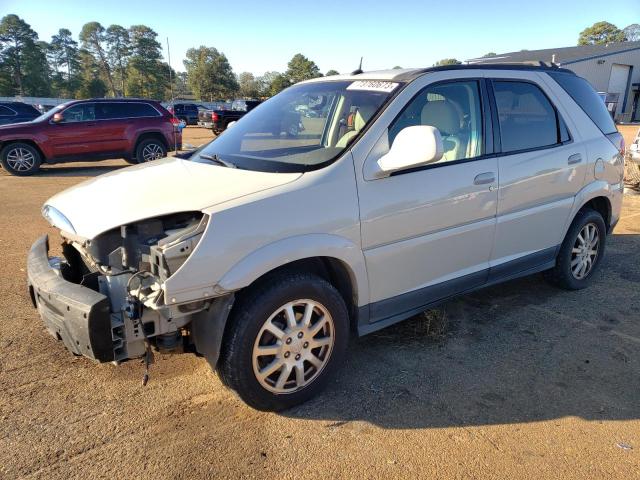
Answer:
[571,222,599,280]
[141,143,164,162]
[6,147,35,172]
[252,299,335,394]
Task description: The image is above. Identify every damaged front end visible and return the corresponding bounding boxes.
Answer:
[28,210,233,366]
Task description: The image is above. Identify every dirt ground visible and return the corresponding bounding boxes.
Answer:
[1,127,639,479]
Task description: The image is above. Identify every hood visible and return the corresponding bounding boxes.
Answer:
[45,157,302,238]
[0,120,36,132]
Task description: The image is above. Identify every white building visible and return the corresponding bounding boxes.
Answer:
[468,41,640,123]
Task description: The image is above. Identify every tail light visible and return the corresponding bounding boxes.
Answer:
[212,112,219,122]
[170,116,180,126]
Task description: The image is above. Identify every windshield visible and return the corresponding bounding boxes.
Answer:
[191,80,399,172]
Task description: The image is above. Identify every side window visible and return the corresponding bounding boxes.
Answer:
[547,72,617,135]
[61,103,95,123]
[97,103,159,119]
[492,81,568,153]
[0,106,16,116]
[389,81,484,163]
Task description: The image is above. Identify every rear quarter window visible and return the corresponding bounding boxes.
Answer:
[547,71,617,135]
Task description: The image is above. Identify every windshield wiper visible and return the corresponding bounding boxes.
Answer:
[199,153,236,168]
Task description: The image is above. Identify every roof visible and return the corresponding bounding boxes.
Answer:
[299,64,574,85]
[468,41,640,65]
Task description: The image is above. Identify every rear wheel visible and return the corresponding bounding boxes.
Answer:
[0,142,41,176]
[218,273,349,411]
[135,138,167,163]
[545,208,606,290]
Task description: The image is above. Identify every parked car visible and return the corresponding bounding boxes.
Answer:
[210,99,262,134]
[167,103,199,126]
[0,98,182,175]
[27,65,623,411]
[0,101,41,125]
[197,108,214,128]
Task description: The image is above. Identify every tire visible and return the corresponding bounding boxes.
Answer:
[545,208,606,290]
[135,138,167,163]
[0,142,41,176]
[218,273,349,411]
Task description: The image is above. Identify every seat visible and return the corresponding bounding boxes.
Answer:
[420,100,464,161]
[336,105,377,148]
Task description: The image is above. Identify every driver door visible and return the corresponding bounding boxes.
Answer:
[357,78,499,324]
[47,103,98,159]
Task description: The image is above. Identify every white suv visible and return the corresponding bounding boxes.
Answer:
[28,64,624,411]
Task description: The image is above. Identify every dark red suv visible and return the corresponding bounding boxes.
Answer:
[0,98,182,176]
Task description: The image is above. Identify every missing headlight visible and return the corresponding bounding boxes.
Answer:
[148,214,209,281]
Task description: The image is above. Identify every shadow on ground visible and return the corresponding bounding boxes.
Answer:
[38,163,127,177]
[280,233,640,429]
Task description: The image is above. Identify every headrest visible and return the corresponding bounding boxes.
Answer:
[354,105,377,131]
[420,100,460,136]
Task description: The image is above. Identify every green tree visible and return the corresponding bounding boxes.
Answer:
[434,58,462,66]
[268,73,291,96]
[76,48,107,98]
[578,21,626,45]
[623,24,640,42]
[105,25,130,96]
[392,65,402,69]
[285,53,321,84]
[325,69,339,76]
[79,22,116,95]
[126,25,171,99]
[183,46,238,100]
[237,71,260,98]
[0,14,49,96]
[49,28,80,97]
[482,52,497,57]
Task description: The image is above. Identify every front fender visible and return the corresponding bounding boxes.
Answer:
[218,234,369,307]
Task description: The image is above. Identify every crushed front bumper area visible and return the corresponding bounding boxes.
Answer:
[27,235,114,362]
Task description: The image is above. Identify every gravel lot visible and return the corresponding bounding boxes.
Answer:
[1,127,639,479]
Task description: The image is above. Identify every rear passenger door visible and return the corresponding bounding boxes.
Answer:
[488,73,587,277]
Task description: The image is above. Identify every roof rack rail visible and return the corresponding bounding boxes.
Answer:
[392,62,573,81]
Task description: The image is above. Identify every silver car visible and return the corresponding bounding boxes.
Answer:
[28,64,625,411]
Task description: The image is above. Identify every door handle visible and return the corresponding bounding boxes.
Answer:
[568,153,582,165]
[473,172,496,185]
[86,122,96,127]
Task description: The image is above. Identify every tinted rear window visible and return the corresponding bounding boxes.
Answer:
[548,72,617,135]
[493,81,566,153]
[97,102,160,119]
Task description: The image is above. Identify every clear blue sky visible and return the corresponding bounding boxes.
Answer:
[3,0,638,75]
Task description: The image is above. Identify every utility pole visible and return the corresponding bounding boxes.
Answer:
[166,37,177,152]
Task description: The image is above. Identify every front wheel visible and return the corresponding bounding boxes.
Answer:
[218,273,349,411]
[545,208,606,290]
[135,138,167,163]
[0,142,41,176]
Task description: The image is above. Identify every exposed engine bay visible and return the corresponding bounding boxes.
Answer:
[56,212,211,362]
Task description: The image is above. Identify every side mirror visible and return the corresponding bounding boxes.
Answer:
[52,112,64,123]
[374,126,444,178]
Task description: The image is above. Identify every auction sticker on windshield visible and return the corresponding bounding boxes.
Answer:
[347,81,399,92]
